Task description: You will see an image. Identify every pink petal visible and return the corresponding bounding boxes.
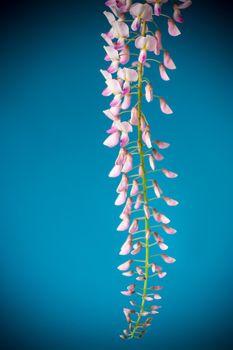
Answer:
[100,69,112,80]
[158,242,168,250]
[103,10,115,25]
[152,208,170,224]
[130,107,138,125]
[115,148,127,166]
[145,35,157,51]
[159,64,170,81]
[120,121,133,133]
[139,164,143,177]
[140,311,149,316]
[104,45,119,61]
[152,180,162,198]
[154,294,162,300]
[122,270,134,276]
[129,219,138,233]
[158,272,167,278]
[140,115,147,132]
[121,290,134,296]
[173,6,184,23]
[142,3,153,21]
[153,232,163,243]
[127,284,136,292]
[122,80,130,94]
[177,0,192,9]
[119,46,130,65]
[109,164,122,177]
[150,305,162,310]
[151,263,156,273]
[122,153,133,173]
[120,132,129,147]
[144,296,153,301]
[118,67,138,82]
[159,97,173,115]
[130,179,139,196]
[115,191,127,206]
[131,16,140,31]
[161,254,176,264]
[121,94,131,110]
[130,2,143,16]
[107,61,119,74]
[163,51,176,70]
[117,216,130,231]
[161,168,178,178]
[138,49,147,64]
[168,18,181,36]
[136,266,144,275]
[162,225,177,234]
[136,276,146,281]
[146,229,151,239]
[152,148,164,160]
[145,83,153,102]
[117,174,129,192]
[155,140,170,149]
[151,286,163,291]
[102,87,112,97]
[134,194,142,209]
[120,197,133,219]
[154,3,161,16]
[101,33,114,46]
[106,126,118,134]
[162,196,179,206]
[135,36,147,49]
[106,78,122,92]
[143,204,150,219]
[112,21,129,39]
[155,30,162,54]
[123,307,131,322]
[110,94,122,107]
[117,259,133,271]
[143,130,152,148]
[130,3,152,20]
[110,105,121,116]
[120,236,132,255]
[103,109,120,121]
[149,155,155,170]
[131,242,142,255]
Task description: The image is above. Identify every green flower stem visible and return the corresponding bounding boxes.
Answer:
[130,20,150,339]
[146,58,161,64]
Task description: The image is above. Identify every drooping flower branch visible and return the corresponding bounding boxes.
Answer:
[101,0,191,340]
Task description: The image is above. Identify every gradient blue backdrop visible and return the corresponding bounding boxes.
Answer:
[1,1,233,349]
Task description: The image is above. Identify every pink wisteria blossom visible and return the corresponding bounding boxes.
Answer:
[159,97,173,114]
[159,64,170,81]
[117,259,133,271]
[161,254,176,263]
[168,18,181,36]
[101,0,191,340]
[130,3,152,31]
[162,224,177,234]
[161,168,178,178]
[163,50,176,70]
[155,140,170,149]
[146,0,168,16]
[135,35,157,63]
[162,195,179,206]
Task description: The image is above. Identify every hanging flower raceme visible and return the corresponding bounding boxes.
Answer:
[100,0,191,340]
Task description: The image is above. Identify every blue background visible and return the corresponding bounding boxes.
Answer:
[0,1,233,349]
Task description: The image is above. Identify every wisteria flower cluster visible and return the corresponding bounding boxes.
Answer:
[100,0,191,340]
